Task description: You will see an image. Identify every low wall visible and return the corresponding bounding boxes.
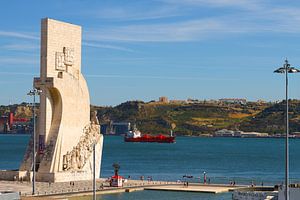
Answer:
[53,171,93,182]
[1,170,97,183]
[36,171,95,182]
[0,170,31,181]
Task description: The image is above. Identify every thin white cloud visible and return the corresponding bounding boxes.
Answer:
[85,18,224,42]
[0,72,37,76]
[74,0,300,43]
[0,57,38,65]
[87,6,180,21]
[0,80,30,84]
[77,0,258,22]
[250,7,300,33]
[86,74,237,81]
[2,72,234,81]
[161,0,261,10]
[1,43,39,51]
[82,42,135,52]
[0,31,39,40]
[85,4,300,43]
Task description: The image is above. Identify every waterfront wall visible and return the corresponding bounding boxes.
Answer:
[0,170,30,181]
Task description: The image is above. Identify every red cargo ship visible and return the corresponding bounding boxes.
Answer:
[124,126,175,143]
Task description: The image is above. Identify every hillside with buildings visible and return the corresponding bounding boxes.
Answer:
[93,97,273,136]
[2,98,300,136]
[0,103,32,133]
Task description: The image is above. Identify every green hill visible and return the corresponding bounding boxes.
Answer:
[93,101,270,136]
[239,100,300,134]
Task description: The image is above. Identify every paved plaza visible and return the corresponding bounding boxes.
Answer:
[0,179,178,198]
[145,183,243,193]
[0,179,249,199]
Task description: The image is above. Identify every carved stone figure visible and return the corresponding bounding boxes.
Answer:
[62,121,101,171]
[91,111,99,125]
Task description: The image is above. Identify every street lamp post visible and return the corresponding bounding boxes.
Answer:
[274,59,300,200]
[93,142,96,200]
[27,88,41,195]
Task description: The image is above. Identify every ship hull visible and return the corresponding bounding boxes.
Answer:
[124,136,175,143]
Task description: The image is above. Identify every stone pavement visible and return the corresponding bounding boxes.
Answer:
[0,181,31,195]
[34,179,174,196]
[144,183,244,193]
[1,179,246,199]
[0,179,177,198]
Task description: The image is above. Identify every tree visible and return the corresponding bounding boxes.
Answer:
[112,163,120,176]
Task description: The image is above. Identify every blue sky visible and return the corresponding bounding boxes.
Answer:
[1,0,300,106]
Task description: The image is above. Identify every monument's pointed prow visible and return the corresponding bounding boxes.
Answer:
[1,18,103,182]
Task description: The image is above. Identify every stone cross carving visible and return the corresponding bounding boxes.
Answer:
[55,47,74,71]
[55,52,65,71]
[63,47,74,66]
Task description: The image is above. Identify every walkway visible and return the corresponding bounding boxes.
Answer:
[0,179,177,198]
[0,180,250,199]
[145,183,244,193]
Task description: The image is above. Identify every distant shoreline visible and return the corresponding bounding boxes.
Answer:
[1,133,299,139]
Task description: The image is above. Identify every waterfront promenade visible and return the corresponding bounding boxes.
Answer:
[1,179,179,199]
[0,179,248,199]
[145,183,242,193]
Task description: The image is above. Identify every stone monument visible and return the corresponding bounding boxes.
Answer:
[15,18,103,182]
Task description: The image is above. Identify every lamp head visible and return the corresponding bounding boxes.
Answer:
[27,90,35,96]
[274,59,300,73]
[27,88,42,96]
[288,67,300,73]
[274,67,285,73]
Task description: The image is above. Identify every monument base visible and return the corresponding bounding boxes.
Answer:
[0,170,98,182]
[37,171,96,182]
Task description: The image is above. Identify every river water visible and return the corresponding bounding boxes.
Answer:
[1,134,300,199]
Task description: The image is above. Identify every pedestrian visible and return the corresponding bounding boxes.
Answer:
[233,181,236,186]
[208,178,211,184]
[203,172,207,184]
[261,182,264,187]
[187,182,189,187]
